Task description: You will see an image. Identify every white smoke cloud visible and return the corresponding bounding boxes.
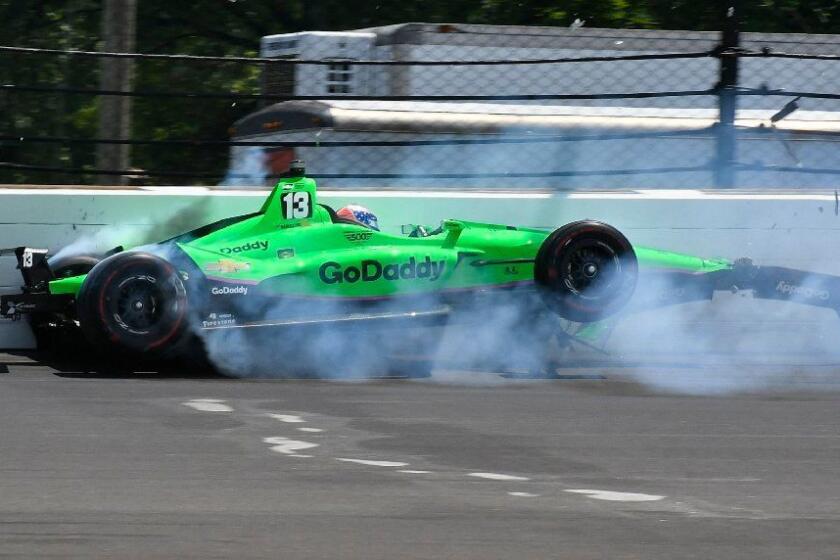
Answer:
[50,224,148,263]
[49,199,211,263]
[220,147,268,188]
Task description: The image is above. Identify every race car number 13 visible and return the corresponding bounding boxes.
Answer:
[281,191,311,220]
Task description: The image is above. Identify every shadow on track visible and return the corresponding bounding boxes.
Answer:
[4,328,436,380]
[3,328,227,379]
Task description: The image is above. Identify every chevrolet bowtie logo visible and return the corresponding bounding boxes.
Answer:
[204,259,251,274]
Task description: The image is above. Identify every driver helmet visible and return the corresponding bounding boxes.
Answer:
[337,205,380,231]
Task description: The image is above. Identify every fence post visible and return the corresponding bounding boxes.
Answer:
[715,1,740,188]
[96,0,137,186]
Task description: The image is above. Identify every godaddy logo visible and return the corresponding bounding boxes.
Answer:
[775,281,829,301]
[319,257,445,284]
[211,285,249,296]
[221,241,268,254]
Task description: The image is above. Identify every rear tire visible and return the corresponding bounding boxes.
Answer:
[535,220,637,323]
[76,252,189,354]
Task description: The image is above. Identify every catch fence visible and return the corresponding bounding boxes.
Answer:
[2,7,840,189]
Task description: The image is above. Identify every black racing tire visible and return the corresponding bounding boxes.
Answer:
[76,252,189,354]
[535,220,637,323]
[48,254,100,278]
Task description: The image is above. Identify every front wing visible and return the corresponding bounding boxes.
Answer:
[630,258,840,315]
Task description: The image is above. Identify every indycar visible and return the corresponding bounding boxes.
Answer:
[3,161,840,360]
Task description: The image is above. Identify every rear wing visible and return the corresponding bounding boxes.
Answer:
[0,247,63,320]
[0,247,52,290]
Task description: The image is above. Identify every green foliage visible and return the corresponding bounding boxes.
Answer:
[0,0,102,183]
[2,0,840,184]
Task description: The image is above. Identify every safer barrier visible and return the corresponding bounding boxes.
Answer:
[2,186,838,348]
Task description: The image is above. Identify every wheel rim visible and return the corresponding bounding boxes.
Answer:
[113,275,164,333]
[560,240,621,298]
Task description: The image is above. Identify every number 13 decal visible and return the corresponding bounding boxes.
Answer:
[22,249,33,269]
[281,191,312,220]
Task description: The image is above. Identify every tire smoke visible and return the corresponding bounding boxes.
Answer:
[49,199,211,262]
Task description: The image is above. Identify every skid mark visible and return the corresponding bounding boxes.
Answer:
[565,489,665,502]
[183,399,233,413]
[336,458,409,467]
[468,472,530,481]
[263,436,319,456]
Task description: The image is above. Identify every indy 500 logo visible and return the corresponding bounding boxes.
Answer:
[775,281,829,301]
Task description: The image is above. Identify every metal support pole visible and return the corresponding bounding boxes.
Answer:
[715,1,740,188]
[96,0,137,185]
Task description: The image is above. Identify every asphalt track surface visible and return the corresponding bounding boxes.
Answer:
[0,350,838,560]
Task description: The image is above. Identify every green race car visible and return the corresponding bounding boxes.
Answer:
[3,162,840,358]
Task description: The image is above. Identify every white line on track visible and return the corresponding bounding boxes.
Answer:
[268,414,306,423]
[297,427,324,433]
[508,492,540,498]
[398,470,432,474]
[182,399,233,413]
[565,489,665,502]
[263,436,319,456]
[336,458,409,467]
[468,472,530,481]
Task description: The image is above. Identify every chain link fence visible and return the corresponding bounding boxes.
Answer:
[2,15,840,189]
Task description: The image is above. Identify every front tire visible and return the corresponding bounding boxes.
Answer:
[535,220,637,323]
[76,252,189,354]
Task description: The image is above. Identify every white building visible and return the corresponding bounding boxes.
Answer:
[224,24,840,189]
[259,23,840,111]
